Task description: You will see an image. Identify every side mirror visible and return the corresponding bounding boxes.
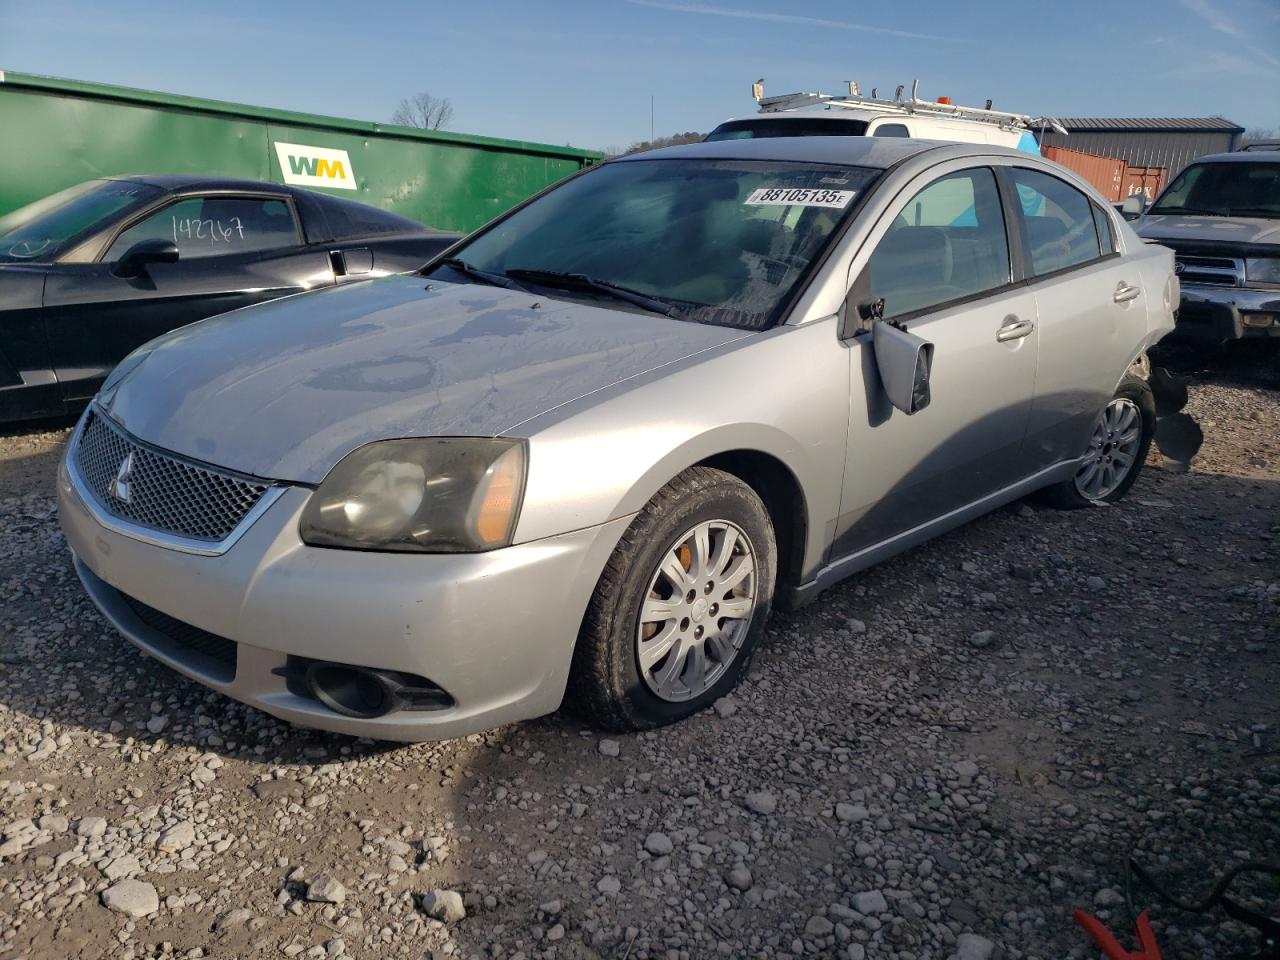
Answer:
[873,321,933,415]
[1121,195,1147,219]
[113,239,180,278]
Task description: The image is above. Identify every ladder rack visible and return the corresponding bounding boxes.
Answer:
[752,79,1067,135]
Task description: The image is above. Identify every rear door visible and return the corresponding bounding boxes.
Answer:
[44,193,334,400]
[1004,166,1142,468]
[835,163,1040,555]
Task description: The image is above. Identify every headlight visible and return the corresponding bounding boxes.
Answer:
[299,438,526,553]
[1245,257,1280,284]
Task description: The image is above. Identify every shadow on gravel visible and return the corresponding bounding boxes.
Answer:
[1151,338,1280,391]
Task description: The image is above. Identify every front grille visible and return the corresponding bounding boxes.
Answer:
[1174,254,1242,287]
[73,408,271,543]
[119,592,237,683]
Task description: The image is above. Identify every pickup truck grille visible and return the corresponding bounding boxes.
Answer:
[1174,255,1243,287]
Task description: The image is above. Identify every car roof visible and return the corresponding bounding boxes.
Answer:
[1187,151,1280,164]
[102,173,300,193]
[613,135,1026,169]
[613,135,956,168]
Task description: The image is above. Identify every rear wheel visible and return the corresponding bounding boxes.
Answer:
[1038,374,1155,509]
[569,467,776,731]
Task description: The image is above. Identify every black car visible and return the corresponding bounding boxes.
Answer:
[0,175,460,423]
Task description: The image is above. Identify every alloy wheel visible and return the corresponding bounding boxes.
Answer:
[635,519,757,702]
[1074,398,1142,500]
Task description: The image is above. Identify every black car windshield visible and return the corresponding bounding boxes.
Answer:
[0,180,162,262]
[704,118,870,141]
[427,158,880,329]
[1150,162,1280,218]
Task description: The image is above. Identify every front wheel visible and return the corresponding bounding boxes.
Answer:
[1038,374,1156,509]
[568,467,776,731]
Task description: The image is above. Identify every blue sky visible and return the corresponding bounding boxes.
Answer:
[1,0,1276,151]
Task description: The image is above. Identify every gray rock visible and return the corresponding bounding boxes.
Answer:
[644,831,673,856]
[713,697,739,718]
[952,933,995,960]
[157,820,195,853]
[953,759,980,778]
[103,854,141,880]
[836,803,868,823]
[847,618,867,635]
[598,739,620,757]
[75,816,107,838]
[306,875,347,904]
[969,630,995,649]
[726,866,753,891]
[102,879,159,917]
[597,875,622,895]
[851,890,888,915]
[146,715,169,735]
[805,915,835,936]
[421,889,466,923]
[1095,887,1125,908]
[744,791,777,815]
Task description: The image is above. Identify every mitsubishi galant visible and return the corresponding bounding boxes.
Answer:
[58,137,1177,740]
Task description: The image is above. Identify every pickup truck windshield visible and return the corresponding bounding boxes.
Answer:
[428,158,880,329]
[0,180,162,262]
[1150,162,1280,219]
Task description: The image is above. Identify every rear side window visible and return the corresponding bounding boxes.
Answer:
[316,194,422,240]
[872,123,910,138]
[865,167,1011,318]
[704,118,870,141]
[105,196,299,261]
[1010,168,1102,276]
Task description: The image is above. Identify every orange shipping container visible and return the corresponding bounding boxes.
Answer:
[1123,166,1168,202]
[1042,145,1127,201]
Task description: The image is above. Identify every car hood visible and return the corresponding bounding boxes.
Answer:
[103,274,752,483]
[1135,214,1280,247]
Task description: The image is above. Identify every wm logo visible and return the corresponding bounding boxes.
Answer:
[274,142,357,190]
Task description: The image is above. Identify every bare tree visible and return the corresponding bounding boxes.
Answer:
[391,93,454,131]
[1242,127,1277,144]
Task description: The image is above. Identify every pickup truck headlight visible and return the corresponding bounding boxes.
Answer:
[300,438,526,553]
[1245,257,1280,284]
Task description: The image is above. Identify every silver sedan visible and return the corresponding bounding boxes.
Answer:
[58,137,1177,740]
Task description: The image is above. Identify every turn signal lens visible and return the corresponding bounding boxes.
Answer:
[471,444,525,547]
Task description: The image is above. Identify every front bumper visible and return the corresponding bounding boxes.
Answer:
[58,457,629,741]
[1175,283,1280,341]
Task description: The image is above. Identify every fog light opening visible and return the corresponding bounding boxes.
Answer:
[305,662,395,719]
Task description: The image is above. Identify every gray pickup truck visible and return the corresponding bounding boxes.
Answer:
[1131,150,1280,343]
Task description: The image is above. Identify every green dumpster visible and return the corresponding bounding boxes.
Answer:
[0,70,601,233]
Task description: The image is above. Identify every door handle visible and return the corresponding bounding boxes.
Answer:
[996,316,1035,342]
[1113,282,1141,303]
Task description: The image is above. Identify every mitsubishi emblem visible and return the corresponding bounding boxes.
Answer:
[111,452,135,504]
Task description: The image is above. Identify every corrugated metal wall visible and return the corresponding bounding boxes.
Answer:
[1037,130,1239,180]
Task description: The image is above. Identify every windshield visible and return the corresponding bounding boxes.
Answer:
[1150,162,1280,219]
[705,118,870,142]
[0,179,162,262]
[427,158,880,329]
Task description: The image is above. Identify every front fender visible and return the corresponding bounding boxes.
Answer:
[511,317,850,580]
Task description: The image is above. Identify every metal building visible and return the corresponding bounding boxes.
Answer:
[1038,118,1244,180]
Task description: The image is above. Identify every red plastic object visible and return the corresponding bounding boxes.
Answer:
[1073,909,1163,960]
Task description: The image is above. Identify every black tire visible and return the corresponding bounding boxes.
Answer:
[568,466,777,732]
[1036,374,1156,510]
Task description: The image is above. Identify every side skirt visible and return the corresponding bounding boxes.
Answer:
[786,459,1079,608]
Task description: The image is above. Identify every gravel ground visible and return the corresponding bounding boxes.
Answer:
[1,352,1277,960]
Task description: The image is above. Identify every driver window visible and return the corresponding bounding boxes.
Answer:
[104,196,299,262]
[864,167,1010,319]
[1009,168,1102,276]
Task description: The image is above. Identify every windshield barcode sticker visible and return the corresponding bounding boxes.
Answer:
[745,187,856,208]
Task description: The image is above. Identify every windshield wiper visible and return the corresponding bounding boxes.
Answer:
[1225,208,1280,219]
[435,257,529,292]
[1151,205,1225,217]
[505,268,685,319]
